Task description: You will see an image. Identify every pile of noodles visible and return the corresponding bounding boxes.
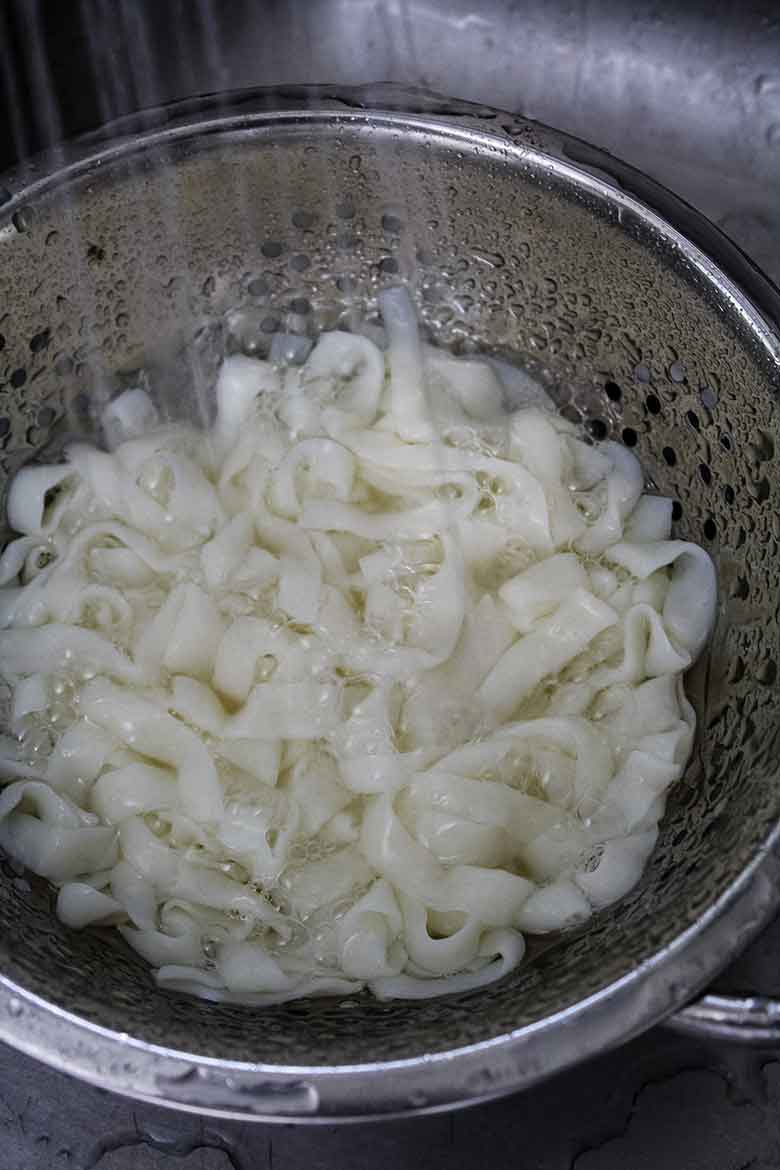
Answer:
[0,288,715,1003]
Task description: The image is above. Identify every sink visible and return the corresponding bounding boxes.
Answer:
[3,0,780,279]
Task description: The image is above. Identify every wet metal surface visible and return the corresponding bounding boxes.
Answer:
[3,0,780,282]
[2,1001,780,1168]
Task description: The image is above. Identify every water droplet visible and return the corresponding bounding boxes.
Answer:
[755,73,780,96]
[7,997,22,1017]
[766,122,780,147]
[471,248,505,269]
[11,207,32,234]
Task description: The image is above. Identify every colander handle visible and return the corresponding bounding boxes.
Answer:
[668,994,780,1043]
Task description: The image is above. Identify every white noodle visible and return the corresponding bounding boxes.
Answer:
[0,287,715,1003]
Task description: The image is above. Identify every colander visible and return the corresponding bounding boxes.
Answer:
[1,85,780,1122]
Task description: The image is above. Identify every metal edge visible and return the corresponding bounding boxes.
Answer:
[667,993,780,1044]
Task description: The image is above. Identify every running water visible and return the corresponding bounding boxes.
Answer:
[0,0,459,453]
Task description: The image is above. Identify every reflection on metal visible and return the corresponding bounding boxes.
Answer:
[4,0,780,278]
[671,994,780,1044]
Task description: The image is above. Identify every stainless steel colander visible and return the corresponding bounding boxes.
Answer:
[1,86,780,1121]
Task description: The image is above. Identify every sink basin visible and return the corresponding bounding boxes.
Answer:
[3,0,780,279]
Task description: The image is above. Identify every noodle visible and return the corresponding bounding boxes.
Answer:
[0,288,715,1003]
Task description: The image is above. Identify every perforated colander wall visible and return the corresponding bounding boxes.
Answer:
[0,115,779,1065]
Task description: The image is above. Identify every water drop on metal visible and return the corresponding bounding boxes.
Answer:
[755,73,780,96]
[12,207,32,234]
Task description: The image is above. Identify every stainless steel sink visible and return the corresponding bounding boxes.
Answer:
[4,0,779,279]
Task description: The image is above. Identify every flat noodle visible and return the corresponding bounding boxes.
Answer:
[0,288,715,1004]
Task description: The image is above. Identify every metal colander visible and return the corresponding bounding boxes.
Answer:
[1,87,780,1121]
